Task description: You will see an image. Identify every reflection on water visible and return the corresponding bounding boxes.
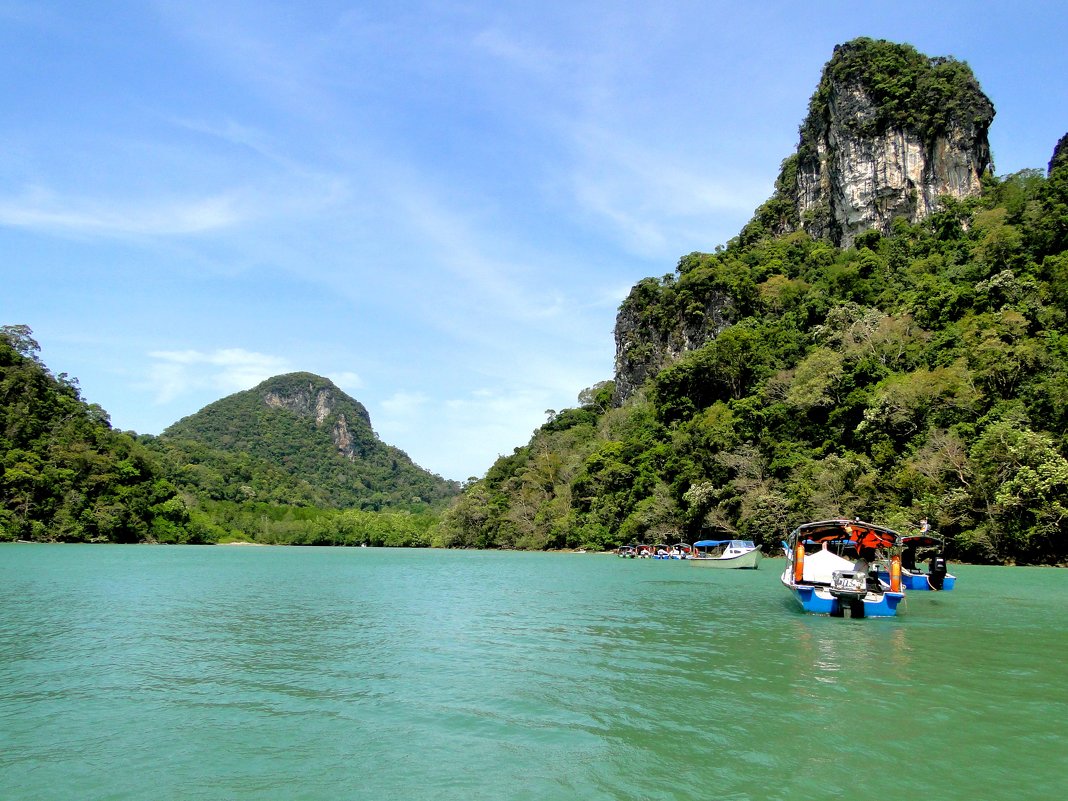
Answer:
[1,548,1066,801]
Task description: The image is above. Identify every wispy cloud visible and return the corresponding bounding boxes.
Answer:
[373,385,554,480]
[566,124,766,256]
[0,187,244,238]
[146,348,292,404]
[328,371,364,394]
[472,27,562,76]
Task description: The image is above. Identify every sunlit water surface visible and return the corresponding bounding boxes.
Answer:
[2,545,1066,800]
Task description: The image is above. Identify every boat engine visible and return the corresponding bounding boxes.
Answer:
[929,555,948,590]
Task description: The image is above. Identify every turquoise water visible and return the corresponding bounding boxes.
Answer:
[1,545,1066,800]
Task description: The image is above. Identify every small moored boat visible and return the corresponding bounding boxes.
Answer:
[781,520,905,617]
[690,539,762,569]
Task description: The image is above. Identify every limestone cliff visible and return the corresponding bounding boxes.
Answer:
[748,38,994,248]
[611,38,997,403]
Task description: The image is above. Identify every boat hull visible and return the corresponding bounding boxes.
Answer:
[781,571,905,617]
[878,570,956,591]
[690,550,762,569]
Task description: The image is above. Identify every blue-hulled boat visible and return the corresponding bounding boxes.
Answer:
[781,519,906,617]
[879,533,956,591]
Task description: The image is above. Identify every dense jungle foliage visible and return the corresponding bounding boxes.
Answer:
[805,37,994,144]
[0,329,453,545]
[0,326,215,543]
[434,158,1068,564]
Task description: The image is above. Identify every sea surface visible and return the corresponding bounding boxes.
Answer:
[1,544,1066,801]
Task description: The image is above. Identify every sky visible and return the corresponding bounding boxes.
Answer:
[2,1,1066,481]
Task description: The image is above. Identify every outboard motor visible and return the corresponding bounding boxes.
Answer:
[929,554,948,590]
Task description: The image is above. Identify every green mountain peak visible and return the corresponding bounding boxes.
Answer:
[163,372,458,510]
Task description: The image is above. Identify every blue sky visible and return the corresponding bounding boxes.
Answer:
[2,1,1066,481]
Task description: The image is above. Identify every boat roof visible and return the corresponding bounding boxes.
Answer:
[901,533,943,547]
[789,519,900,549]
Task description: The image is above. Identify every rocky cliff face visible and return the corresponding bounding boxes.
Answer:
[263,377,372,460]
[613,278,734,403]
[756,38,994,248]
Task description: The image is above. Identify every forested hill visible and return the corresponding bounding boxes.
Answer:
[435,40,1068,565]
[0,325,211,543]
[1,334,458,544]
[162,372,459,511]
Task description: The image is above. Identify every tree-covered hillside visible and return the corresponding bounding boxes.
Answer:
[162,372,459,511]
[0,326,212,543]
[434,159,1068,563]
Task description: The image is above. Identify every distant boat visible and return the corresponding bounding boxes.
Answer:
[690,539,762,569]
[652,542,693,559]
[781,519,905,617]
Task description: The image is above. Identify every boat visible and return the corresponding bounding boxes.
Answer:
[690,539,762,569]
[671,542,694,559]
[616,545,637,558]
[781,519,905,617]
[651,543,673,559]
[879,532,956,591]
[652,543,693,559]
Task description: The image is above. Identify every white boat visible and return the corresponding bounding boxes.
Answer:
[690,539,762,569]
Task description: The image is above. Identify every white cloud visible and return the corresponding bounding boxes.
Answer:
[146,348,292,404]
[378,391,429,429]
[371,382,584,481]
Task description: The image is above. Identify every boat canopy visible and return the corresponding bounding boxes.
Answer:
[789,519,900,549]
[693,539,754,548]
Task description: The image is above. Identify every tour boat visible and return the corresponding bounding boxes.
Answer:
[690,539,762,569]
[879,533,956,591]
[781,519,905,617]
